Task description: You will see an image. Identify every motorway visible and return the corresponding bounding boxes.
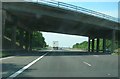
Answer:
[0,51,118,78]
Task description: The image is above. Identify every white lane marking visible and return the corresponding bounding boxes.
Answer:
[83,61,92,67]
[93,55,99,57]
[8,53,48,78]
[0,56,14,60]
[107,73,111,76]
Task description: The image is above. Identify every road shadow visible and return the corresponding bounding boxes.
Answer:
[1,63,37,79]
[4,50,111,57]
[1,50,112,58]
[45,51,111,56]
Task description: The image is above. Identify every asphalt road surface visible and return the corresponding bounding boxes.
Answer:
[0,52,118,78]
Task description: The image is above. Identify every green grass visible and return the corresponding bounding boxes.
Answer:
[111,48,120,55]
[0,51,12,58]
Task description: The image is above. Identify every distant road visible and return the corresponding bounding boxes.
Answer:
[1,52,118,78]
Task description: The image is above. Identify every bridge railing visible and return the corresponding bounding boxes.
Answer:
[26,0,118,22]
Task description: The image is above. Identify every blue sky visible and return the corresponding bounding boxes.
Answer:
[42,1,118,47]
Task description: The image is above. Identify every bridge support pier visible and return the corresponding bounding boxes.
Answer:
[96,38,99,53]
[19,29,24,49]
[25,31,29,51]
[103,38,106,53]
[91,38,95,52]
[11,25,17,50]
[88,37,91,52]
[111,30,116,53]
[25,31,32,51]
[28,32,32,51]
[2,10,7,51]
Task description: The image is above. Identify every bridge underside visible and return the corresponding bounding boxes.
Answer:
[2,2,120,53]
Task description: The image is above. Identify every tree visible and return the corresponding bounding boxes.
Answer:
[32,31,47,48]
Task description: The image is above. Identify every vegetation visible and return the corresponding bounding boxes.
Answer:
[0,51,12,58]
[5,25,47,49]
[2,25,47,58]
[72,39,117,51]
[32,31,47,48]
[73,41,88,50]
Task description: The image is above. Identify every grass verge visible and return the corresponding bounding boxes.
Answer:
[0,51,12,58]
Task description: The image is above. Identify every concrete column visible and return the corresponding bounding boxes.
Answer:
[103,38,106,53]
[111,30,116,53]
[88,37,91,52]
[2,10,6,38]
[19,29,24,49]
[25,31,33,51]
[96,38,99,53]
[2,10,7,50]
[92,38,95,52]
[28,32,32,51]
[25,31,29,51]
[11,25,17,50]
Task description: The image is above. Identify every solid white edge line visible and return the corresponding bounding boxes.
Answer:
[83,61,92,67]
[0,56,14,61]
[8,53,48,78]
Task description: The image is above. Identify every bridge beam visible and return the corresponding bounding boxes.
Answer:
[96,38,100,53]
[91,38,95,52]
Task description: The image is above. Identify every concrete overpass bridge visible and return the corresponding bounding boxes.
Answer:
[1,0,120,53]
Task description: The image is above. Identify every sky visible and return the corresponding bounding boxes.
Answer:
[41,0,118,47]
[42,32,88,47]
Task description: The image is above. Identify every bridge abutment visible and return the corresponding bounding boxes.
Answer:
[2,10,33,52]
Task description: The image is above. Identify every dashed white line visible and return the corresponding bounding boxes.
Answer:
[83,61,92,67]
[7,53,48,78]
[107,73,111,76]
[0,56,14,61]
[93,55,99,57]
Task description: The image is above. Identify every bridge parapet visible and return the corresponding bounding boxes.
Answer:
[25,0,118,22]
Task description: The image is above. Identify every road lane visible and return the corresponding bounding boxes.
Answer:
[8,53,48,78]
[1,52,47,78]
[17,52,118,77]
[74,55,118,77]
[17,54,89,77]
[1,52,118,78]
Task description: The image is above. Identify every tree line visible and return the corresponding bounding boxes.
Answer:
[72,39,114,51]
